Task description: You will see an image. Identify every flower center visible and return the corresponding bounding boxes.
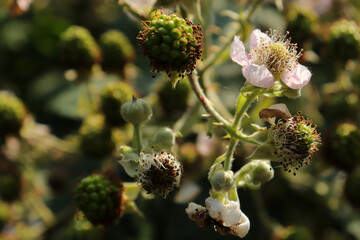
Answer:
[251,30,301,74]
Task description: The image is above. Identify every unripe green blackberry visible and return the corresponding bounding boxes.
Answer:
[158,77,191,116]
[74,173,123,225]
[0,91,26,138]
[345,167,360,207]
[79,115,115,158]
[325,123,360,171]
[99,30,135,74]
[286,7,318,43]
[270,114,321,175]
[100,81,134,126]
[120,96,152,126]
[329,19,360,62]
[59,26,101,69]
[137,12,203,78]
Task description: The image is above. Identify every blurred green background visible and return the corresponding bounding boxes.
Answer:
[0,0,360,239]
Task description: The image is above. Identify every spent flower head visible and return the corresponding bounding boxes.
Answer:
[230,29,311,89]
[138,151,182,198]
[269,114,320,175]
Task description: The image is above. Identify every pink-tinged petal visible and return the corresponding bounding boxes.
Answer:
[250,29,271,50]
[242,64,274,88]
[230,36,249,67]
[280,64,311,89]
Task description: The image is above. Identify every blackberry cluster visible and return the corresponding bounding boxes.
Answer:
[100,81,134,126]
[137,12,203,78]
[59,25,101,70]
[79,115,115,158]
[100,30,135,74]
[0,91,26,138]
[329,19,360,62]
[75,174,123,225]
[325,123,360,171]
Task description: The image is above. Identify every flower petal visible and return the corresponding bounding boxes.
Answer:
[230,214,250,238]
[280,64,311,89]
[205,197,242,227]
[230,36,249,67]
[243,64,274,88]
[250,29,271,50]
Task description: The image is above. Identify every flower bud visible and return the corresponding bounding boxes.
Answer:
[152,127,176,150]
[100,81,134,126]
[0,91,26,138]
[59,25,101,70]
[79,114,115,158]
[236,160,274,190]
[74,173,124,225]
[210,170,234,192]
[137,11,203,79]
[120,96,152,126]
[99,30,135,74]
[329,19,360,62]
[138,151,182,198]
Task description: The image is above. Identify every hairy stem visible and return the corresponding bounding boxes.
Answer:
[223,90,261,171]
[188,73,259,145]
[133,124,142,154]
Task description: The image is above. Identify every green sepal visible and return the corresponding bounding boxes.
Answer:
[246,141,276,161]
[123,201,144,218]
[119,150,140,178]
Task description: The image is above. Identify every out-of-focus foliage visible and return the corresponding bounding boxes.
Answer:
[0,0,359,240]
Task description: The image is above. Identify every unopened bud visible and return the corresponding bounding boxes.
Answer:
[120,96,152,126]
[152,127,176,150]
[210,170,234,192]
